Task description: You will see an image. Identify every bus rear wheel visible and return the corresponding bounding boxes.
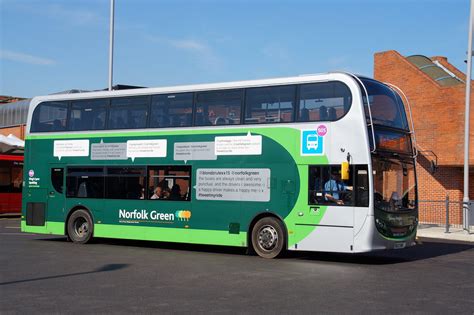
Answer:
[251,217,285,259]
[67,209,94,244]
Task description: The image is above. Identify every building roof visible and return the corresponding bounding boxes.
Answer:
[0,84,147,128]
[0,99,30,128]
[406,55,464,87]
[0,96,26,104]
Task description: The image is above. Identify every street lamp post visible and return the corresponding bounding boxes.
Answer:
[108,0,115,91]
[463,0,473,232]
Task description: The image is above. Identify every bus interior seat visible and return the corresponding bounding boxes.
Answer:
[160,116,170,127]
[116,117,127,129]
[328,107,337,120]
[92,117,104,129]
[52,119,64,131]
[215,117,227,125]
[300,108,309,121]
[195,113,205,125]
[184,114,192,126]
[77,182,88,198]
[319,106,328,121]
[171,116,181,126]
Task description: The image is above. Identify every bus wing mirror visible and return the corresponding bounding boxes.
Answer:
[341,162,349,180]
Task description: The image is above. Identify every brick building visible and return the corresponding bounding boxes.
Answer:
[374,50,474,225]
[0,96,29,139]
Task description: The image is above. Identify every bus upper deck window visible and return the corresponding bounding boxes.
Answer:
[298,82,352,122]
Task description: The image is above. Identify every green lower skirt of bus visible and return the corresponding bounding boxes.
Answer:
[21,220,247,247]
[94,224,247,247]
[21,220,65,235]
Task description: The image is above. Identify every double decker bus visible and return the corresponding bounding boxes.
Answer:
[21,73,418,258]
[0,154,23,214]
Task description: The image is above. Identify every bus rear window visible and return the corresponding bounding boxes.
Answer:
[31,102,68,132]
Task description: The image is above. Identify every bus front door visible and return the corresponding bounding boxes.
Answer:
[48,164,66,222]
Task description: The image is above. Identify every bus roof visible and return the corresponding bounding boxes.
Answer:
[28,72,358,106]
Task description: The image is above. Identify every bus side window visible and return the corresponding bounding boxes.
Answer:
[195,90,242,126]
[355,165,369,207]
[148,165,191,201]
[298,82,352,122]
[51,168,64,193]
[308,165,354,206]
[150,93,193,128]
[66,167,105,199]
[0,161,11,193]
[109,96,148,130]
[69,99,107,131]
[245,85,296,124]
[105,167,146,200]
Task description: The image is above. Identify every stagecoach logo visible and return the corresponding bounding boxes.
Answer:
[28,169,40,188]
[301,125,327,156]
[118,209,191,224]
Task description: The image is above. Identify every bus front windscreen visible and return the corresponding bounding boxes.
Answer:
[372,157,416,212]
[360,78,410,131]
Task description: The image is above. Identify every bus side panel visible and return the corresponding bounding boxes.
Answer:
[292,225,354,253]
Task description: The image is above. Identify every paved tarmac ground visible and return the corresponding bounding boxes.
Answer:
[1,218,473,314]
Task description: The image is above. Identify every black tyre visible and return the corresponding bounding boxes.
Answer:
[251,217,286,259]
[67,209,94,244]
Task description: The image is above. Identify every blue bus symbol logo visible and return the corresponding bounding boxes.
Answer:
[302,130,324,155]
[306,134,318,150]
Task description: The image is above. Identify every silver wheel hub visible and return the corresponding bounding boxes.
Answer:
[75,219,89,237]
[258,225,278,250]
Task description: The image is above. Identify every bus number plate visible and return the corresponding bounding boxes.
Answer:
[394,242,406,249]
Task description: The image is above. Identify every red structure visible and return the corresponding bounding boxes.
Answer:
[0,154,23,214]
[374,50,474,225]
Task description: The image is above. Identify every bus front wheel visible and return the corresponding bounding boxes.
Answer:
[67,209,94,244]
[251,217,285,259]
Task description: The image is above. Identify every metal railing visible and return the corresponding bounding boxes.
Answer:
[418,196,472,233]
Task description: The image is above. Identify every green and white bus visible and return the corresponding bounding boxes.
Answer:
[22,73,418,258]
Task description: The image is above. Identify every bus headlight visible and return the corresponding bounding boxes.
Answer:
[375,218,386,230]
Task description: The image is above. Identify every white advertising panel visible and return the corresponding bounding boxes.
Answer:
[174,142,217,161]
[127,139,167,161]
[53,140,89,160]
[195,168,270,202]
[215,134,262,156]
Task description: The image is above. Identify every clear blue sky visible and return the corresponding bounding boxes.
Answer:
[0,0,470,98]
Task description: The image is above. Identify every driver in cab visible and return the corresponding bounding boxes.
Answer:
[324,170,351,205]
